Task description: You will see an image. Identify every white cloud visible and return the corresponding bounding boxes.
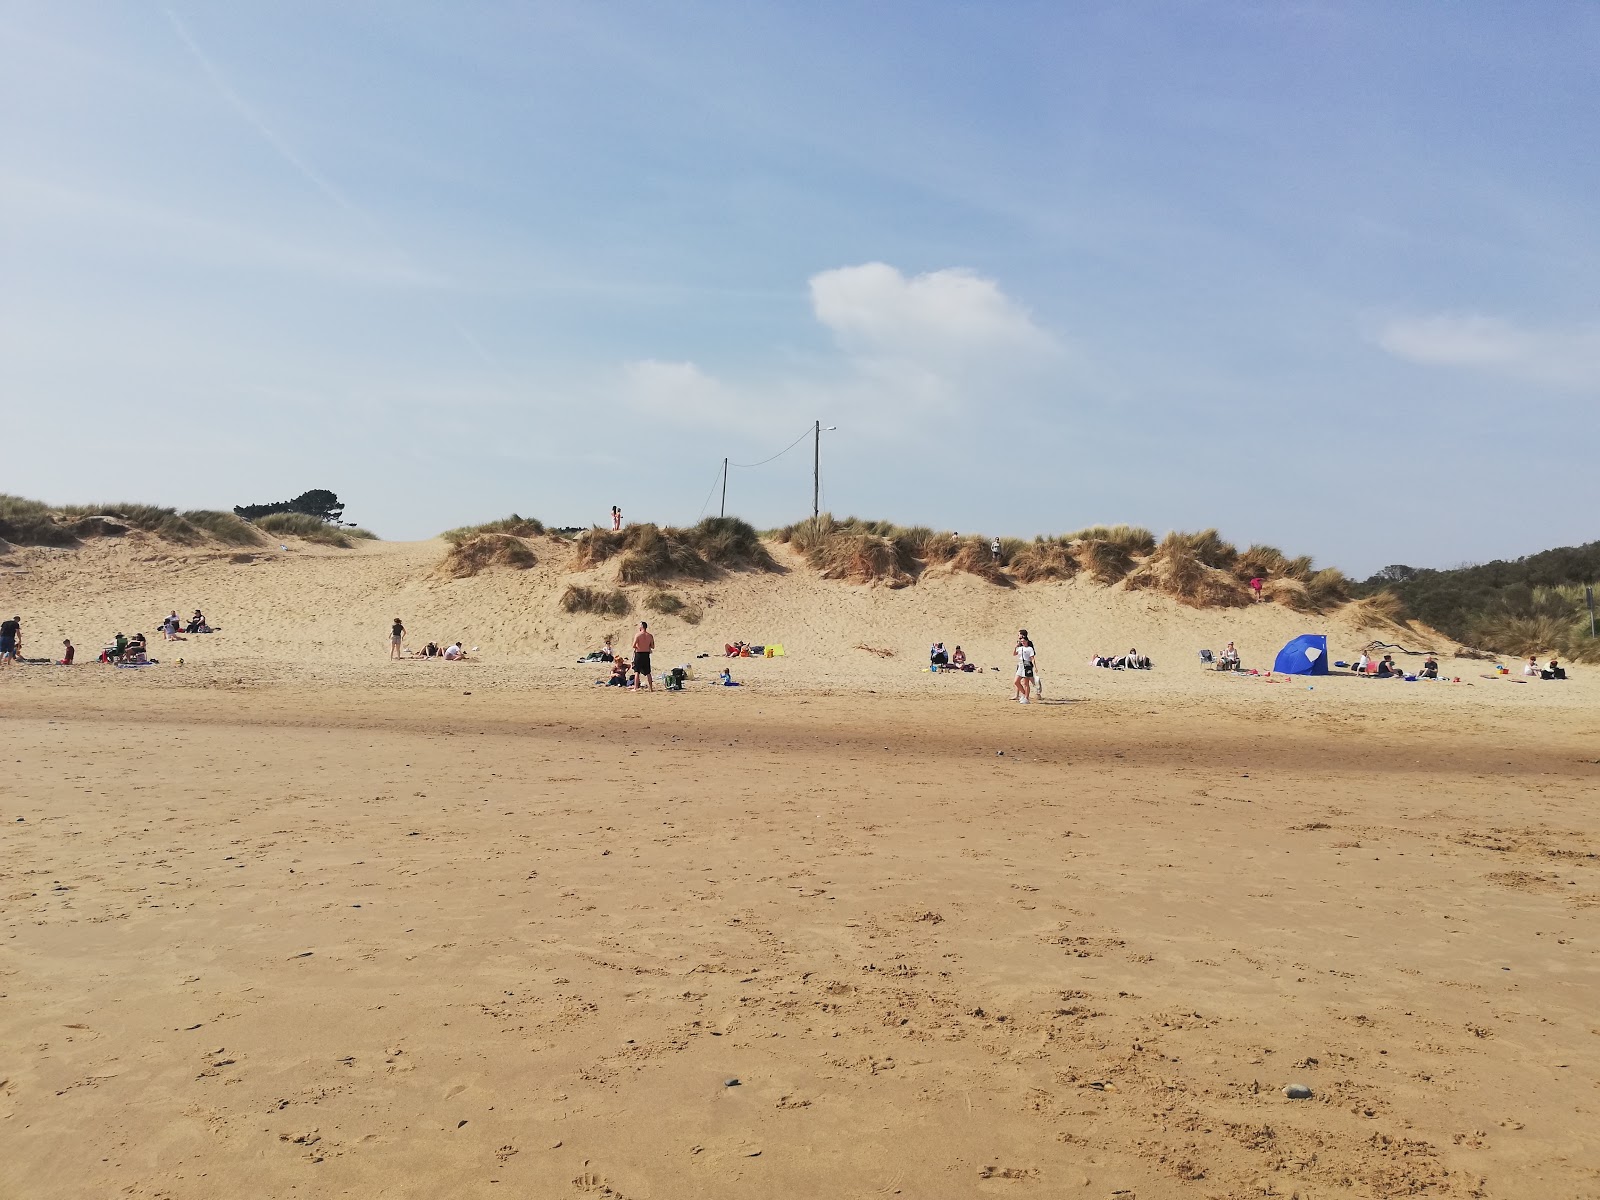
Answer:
[809,262,1052,356]
[1377,314,1600,390]
[619,263,1061,440]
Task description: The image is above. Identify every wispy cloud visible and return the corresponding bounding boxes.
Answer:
[1377,313,1600,390]
[810,263,1053,357]
[161,5,363,221]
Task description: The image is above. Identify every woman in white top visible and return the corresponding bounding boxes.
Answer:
[1013,632,1036,703]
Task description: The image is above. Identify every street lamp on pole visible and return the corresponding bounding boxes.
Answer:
[813,421,837,520]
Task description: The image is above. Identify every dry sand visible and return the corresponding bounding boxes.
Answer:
[2,535,1597,1198]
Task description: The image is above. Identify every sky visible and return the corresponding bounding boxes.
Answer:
[2,1,1596,576]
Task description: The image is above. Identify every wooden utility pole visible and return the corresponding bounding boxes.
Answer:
[812,420,821,519]
[720,458,727,519]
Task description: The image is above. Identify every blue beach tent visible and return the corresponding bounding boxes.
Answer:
[1273,634,1328,675]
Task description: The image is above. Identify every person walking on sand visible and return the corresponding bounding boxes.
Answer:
[630,620,655,692]
[1250,576,1264,602]
[1013,629,1036,704]
[389,616,406,660]
[611,505,623,531]
[0,615,19,666]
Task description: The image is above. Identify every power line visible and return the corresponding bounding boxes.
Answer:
[730,425,814,469]
[694,460,726,522]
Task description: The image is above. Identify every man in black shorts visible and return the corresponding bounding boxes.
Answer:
[631,620,655,692]
[0,615,20,666]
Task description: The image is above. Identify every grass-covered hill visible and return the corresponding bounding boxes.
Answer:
[1357,540,1600,662]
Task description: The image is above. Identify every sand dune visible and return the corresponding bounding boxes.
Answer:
[2,533,1596,1198]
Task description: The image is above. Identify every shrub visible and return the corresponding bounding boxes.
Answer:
[560,585,632,616]
[616,524,715,584]
[1304,566,1352,610]
[442,514,547,544]
[440,534,537,578]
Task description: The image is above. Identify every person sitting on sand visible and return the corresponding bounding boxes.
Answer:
[1218,642,1240,671]
[1523,656,1541,677]
[719,667,740,686]
[59,638,75,666]
[1376,654,1400,678]
[442,641,467,661]
[1353,651,1370,675]
[930,642,950,671]
[1419,655,1439,679]
[185,609,213,634]
[1542,659,1567,681]
[604,657,631,686]
[951,646,967,668]
[1125,648,1151,670]
[121,633,150,665]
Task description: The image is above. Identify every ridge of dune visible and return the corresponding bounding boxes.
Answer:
[5,531,1420,666]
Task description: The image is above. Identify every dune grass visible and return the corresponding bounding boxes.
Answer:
[440,534,538,578]
[574,517,776,584]
[1125,530,1252,608]
[441,514,547,545]
[1067,525,1155,584]
[1009,536,1079,583]
[253,512,375,547]
[644,590,704,625]
[2,495,265,547]
[560,585,632,616]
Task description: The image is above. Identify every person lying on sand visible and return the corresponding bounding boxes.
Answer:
[724,641,750,657]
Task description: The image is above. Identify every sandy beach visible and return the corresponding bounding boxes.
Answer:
[3,536,1598,1198]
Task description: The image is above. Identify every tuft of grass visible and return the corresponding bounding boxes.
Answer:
[644,590,704,625]
[560,585,632,616]
[948,536,1012,586]
[253,511,373,547]
[778,515,917,586]
[677,516,777,572]
[1235,543,1288,582]
[1125,531,1251,608]
[440,534,537,578]
[1010,536,1080,583]
[1069,525,1155,584]
[442,514,546,545]
[1342,589,1407,627]
[0,494,77,546]
[180,509,265,546]
[1305,566,1352,610]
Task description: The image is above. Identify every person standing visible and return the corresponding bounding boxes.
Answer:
[389,616,406,660]
[990,536,1002,564]
[1013,629,1035,704]
[631,620,656,692]
[1250,576,1264,602]
[611,506,623,531]
[0,615,19,666]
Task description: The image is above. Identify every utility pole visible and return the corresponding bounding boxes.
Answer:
[812,420,821,520]
[720,458,727,519]
[1587,584,1596,638]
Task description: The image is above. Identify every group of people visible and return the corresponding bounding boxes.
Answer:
[99,631,151,665]
[1351,651,1440,679]
[592,621,657,691]
[1524,656,1568,680]
[388,618,469,661]
[929,642,975,672]
[1093,648,1152,670]
[1,606,220,670]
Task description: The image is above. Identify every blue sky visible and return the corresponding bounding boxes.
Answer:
[3,2,1595,575]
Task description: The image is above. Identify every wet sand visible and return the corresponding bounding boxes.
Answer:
[3,678,1597,1199]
